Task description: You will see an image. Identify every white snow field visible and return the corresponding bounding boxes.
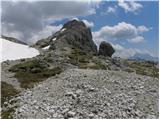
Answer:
[0,38,39,62]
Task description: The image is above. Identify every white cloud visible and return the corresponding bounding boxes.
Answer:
[106,6,117,13]
[112,44,155,58]
[118,0,143,14]
[82,19,94,28]
[2,1,100,43]
[29,25,62,44]
[130,36,144,43]
[137,26,151,33]
[112,44,125,51]
[93,22,150,45]
[100,5,117,15]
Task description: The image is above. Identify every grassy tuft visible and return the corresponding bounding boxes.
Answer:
[14,67,62,89]
[66,48,106,70]
[9,59,46,73]
[1,107,15,119]
[1,82,19,119]
[1,82,19,104]
[126,61,159,78]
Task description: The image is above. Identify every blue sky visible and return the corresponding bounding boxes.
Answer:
[2,0,159,58]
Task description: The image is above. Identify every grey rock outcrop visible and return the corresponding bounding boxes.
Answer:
[35,20,97,53]
[98,41,115,57]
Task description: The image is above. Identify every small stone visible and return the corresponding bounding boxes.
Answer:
[67,111,76,118]
[88,113,94,118]
[62,108,69,114]
[140,86,144,89]
[4,102,8,105]
[75,89,82,95]
[147,114,156,119]
[88,87,96,92]
[65,91,76,99]
[33,100,37,104]
[105,88,111,94]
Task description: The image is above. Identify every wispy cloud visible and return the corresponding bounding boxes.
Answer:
[118,0,143,14]
[106,6,117,14]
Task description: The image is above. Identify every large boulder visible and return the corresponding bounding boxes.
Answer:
[98,41,115,57]
[34,20,97,53]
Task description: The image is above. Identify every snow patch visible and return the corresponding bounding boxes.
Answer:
[42,45,50,50]
[52,37,57,42]
[60,28,66,33]
[1,38,39,62]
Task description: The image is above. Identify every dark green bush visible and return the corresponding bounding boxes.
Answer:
[14,67,62,89]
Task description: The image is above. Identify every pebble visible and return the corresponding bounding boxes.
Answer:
[88,113,94,118]
[67,111,76,118]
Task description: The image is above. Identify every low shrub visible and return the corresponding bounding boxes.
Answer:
[14,67,62,89]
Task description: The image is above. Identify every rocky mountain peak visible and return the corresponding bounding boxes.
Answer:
[63,20,86,29]
[35,20,97,53]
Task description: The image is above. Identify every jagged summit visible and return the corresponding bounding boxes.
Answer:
[35,20,97,53]
[63,20,86,29]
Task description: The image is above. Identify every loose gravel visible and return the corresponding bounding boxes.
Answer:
[9,69,158,119]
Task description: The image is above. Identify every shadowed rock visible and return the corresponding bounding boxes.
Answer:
[35,20,97,54]
[98,41,115,57]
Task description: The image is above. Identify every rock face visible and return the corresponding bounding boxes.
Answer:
[53,20,97,53]
[98,41,115,57]
[35,20,97,53]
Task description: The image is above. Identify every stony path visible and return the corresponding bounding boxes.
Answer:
[11,69,158,119]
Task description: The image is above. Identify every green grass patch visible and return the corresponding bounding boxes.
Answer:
[67,48,91,65]
[9,59,47,73]
[9,59,62,89]
[1,82,19,119]
[1,82,19,104]
[126,61,159,78]
[79,60,106,70]
[66,48,107,70]
[1,107,15,119]
[14,67,62,89]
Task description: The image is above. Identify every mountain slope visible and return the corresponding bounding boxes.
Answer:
[1,35,27,45]
[11,69,158,119]
[1,38,39,62]
[130,53,159,62]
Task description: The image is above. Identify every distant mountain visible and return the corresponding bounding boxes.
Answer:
[130,53,159,62]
